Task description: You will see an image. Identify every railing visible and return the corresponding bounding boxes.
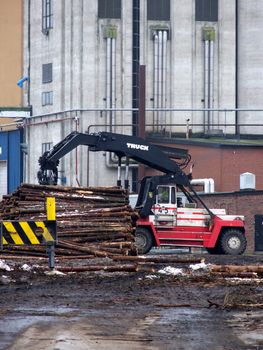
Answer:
[25,107,263,138]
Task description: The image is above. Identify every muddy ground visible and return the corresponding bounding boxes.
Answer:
[0,253,263,350]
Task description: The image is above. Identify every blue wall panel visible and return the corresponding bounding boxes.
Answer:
[8,130,22,193]
[0,130,22,194]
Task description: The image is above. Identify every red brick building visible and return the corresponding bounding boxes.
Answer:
[146,139,263,192]
[200,191,263,253]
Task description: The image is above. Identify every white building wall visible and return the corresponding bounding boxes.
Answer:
[238,0,263,134]
[218,0,236,134]
[23,0,262,188]
[24,0,134,187]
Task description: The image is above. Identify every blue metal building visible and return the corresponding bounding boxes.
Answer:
[0,129,23,197]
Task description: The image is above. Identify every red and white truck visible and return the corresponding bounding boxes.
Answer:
[135,181,246,255]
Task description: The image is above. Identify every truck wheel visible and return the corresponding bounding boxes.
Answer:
[135,228,154,254]
[219,229,247,255]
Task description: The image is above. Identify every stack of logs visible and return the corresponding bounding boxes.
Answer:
[0,183,137,257]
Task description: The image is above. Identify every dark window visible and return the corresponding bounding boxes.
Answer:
[42,63,53,83]
[42,91,53,106]
[147,0,170,21]
[171,187,176,204]
[98,0,121,19]
[42,0,53,34]
[195,0,218,22]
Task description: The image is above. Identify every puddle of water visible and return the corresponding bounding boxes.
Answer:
[0,306,84,349]
[229,310,263,347]
[145,307,253,350]
[1,305,263,350]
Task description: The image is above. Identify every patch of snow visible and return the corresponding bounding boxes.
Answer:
[145,274,159,280]
[158,266,184,276]
[21,264,32,272]
[44,269,66,276]
[0,260,12,271]
[189,262,210,271]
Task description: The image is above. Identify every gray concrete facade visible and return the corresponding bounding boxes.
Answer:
[23,0,263,187]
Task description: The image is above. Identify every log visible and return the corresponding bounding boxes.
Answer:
[111,255,203,264]
[210,265,263,274]
[49,264,139,273]
[50,264,155,273]
[211,272,259,278]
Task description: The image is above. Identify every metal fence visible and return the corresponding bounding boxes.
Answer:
[25,107,263,138]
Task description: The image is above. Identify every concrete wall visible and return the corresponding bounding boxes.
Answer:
[0,0,23,106]
[24,0,134,186]
[200,191,263,253]
[142,0,236,134]
[237,0,263,134]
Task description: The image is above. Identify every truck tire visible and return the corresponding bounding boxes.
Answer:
[135,228,154,255]
[219,229,247,255]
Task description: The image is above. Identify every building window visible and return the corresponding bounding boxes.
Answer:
[42,142,53,154]
[195,0,218,22]
[42,0,53,34]
[98,0,121,19]
[42,91,53,106]
[147,0,170,21]
[42,63,53,83]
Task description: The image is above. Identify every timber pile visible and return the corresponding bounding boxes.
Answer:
[0,183,137,257]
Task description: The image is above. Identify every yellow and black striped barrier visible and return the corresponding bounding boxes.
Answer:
[1,220,57,246]
[0,197,57,269]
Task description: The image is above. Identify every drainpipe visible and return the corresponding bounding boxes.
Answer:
[27,0,31,107]
[111,37,116,132]
[203,27,215,133]
[154,33,158,131]
[105,27,119,168]
[132,0,140,192]
[162,30,167,129]
[204,39,209,133]
[106,37,111,130]
[158,30,163,130]
[209,39,214,130]
[235,0,239,136]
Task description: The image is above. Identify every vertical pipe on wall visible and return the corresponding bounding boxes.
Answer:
[132,0,140,137]
[204,40,209,133]
[106,37,111,131]
[235,0,239,136]
[132,0,140,192]
[162,30,167,130]
[27,0,31,107]
[158,30,163,131]
[153,33,158,132]
[111,37,116,132]
[209,40,214,130]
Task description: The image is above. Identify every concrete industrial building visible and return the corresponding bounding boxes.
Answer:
[22,0,263,190]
